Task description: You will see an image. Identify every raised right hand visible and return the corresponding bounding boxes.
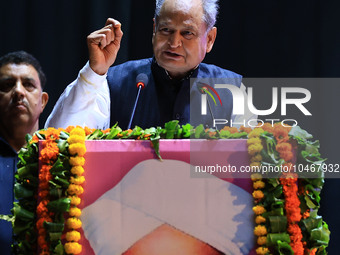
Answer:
[87,18,123,75]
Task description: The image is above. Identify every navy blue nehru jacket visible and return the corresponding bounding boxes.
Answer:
[0,137,17,255]
[107,58,242,129]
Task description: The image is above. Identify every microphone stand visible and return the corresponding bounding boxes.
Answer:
[127,85,142,130]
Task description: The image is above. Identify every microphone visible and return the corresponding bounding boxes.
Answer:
[127,74,149,129]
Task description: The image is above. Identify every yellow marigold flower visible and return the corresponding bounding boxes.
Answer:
[68,184,84,196]
[70,176,85,185]
[252,190,264,200]
[251,173,262,181]
[64,242,82,254]
[247,137,261,145]
[71,166,84,176]
[69,196,81,206]
[69,156,85,166]
[248,128,264,138]
[250,162,261,172]
[69,144,86,157]
[257,236,267,246]
[253,181,265,189]
[256,246,269,255]
[254,225,267,236]
[69,207,82,217]
[248,143,263,156]
[253,205,266,215]
[255,215,266,224]
[67,135,85,144]
[66,217,82,229]
[70,127,86,137]
[251,154,263,163]
[66,230,81,242]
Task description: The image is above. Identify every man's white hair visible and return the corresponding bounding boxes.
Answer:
[154,0,219,30]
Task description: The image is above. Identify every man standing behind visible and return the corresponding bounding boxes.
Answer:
[46,0,255,130]
[0,51,49,255]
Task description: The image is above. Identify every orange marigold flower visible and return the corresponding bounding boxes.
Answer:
[247,137,261,145]
[70,127,86,137]
[65,126,75,133]
[69,196,81,206]
[67,135,86,144]
[255,247,269,255]
[261,123,274,133]
[222,126,238,134]
[255,215,266,224]
[251,173,262,181]
[39,181,49,190]
[239,125,252,134]
[302,210,310,219]
[68,184,84,196]
[69,143,87,157]
[36,216,52,230]
[257,236,267,246]
[276,142,293,161]
[253,180,265,189]
[30,134,40,144]
[64,242,82,254]
[273,125,290,143]
[208,131,217,138]
[38,190,49,198]
[253,205,266,215]
[252,190,264,200]
[45,127,60,140]
[37,200,49,215]
[69,156,85,166]
[66,217,82,229]
[254,225,267,236]
[102,128,111,134]
[248,143,263,156]
[38,235,48,247]
[84,126,95,135]
[69,207,82,217]
[248,128,264,138]
[70,176,85,185]
[71,166,85,176]
[66,230,81,242]
[251,154,263,163]
[276,142,292,152]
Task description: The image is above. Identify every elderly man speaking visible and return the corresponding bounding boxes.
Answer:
[46,0,254,130]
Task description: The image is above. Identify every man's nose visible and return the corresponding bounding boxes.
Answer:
[168,32,182,48]
[13,81,26,98]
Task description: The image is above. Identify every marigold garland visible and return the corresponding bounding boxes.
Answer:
[247,123,328,255]
[36,128,61,255]
[65,127,86,254]
[9,121,329,254]
[248,127,268,254]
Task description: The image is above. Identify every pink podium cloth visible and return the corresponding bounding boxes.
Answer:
[73,139,253,255]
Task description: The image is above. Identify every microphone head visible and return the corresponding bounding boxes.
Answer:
[136,73,149,89]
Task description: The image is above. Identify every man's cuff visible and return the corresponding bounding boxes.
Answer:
[79,61,107,87]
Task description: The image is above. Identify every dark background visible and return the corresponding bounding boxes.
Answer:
[1,0,339,253]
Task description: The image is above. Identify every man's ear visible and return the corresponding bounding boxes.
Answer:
[206,27,217,53]
[41,92,49,112]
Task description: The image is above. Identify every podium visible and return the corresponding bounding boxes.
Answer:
[78,139,254,254]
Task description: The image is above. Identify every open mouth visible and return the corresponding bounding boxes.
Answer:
[164,51,183,59]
